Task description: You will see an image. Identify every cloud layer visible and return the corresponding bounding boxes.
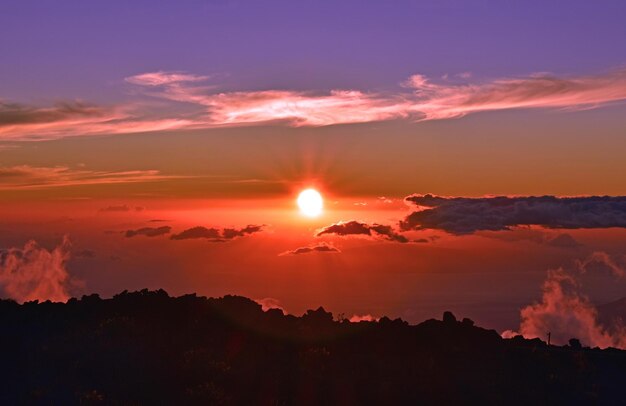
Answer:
[0,165,179,190]
[3,68,626,140]
[402,194,626,234]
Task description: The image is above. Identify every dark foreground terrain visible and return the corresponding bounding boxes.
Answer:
[2,290,626,405]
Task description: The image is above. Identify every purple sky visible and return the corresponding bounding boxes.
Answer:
[2,0,625,102]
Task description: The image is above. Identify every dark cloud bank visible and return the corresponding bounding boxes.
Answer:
[0,101,107,127]
[317,220,409,243]
[402,194,626,234]
[171,225,263,242]
[125,226,172,238]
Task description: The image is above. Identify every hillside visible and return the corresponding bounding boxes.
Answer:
[1,289,626,405]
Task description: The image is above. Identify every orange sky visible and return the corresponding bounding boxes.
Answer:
[2,103,626,347]
[2,192,626,337]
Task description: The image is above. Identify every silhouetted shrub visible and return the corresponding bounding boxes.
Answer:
[569,338,583,350]
[443,310,457,324]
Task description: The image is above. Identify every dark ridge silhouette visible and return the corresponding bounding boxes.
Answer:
[1,290,626,405]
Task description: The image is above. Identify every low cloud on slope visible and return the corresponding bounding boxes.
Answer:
[0,237,79,303]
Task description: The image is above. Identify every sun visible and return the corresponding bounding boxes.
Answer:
[297,188,323,217]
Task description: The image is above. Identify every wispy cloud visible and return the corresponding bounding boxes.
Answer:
[0,165,181,190]
[124,71,209,86]
[127,68,626,127]
[200,90,409,126]
[0,100,193,141]
[405,70,626,120]
[3,68,626,140]
[0,101,110,126]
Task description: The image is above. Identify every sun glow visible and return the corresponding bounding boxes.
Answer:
[297,189,323,217]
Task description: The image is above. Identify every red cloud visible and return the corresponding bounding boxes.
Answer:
[503,252,626,349]
[349,314,379,323]
[254,297,284,312]
[0,237,78,303]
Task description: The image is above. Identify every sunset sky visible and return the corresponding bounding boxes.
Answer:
[2,0,626,347]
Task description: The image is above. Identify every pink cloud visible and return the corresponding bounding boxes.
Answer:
[0,237,78,303]
[0,100,194,141]
[125,71,209,86]
[508,267,626,349]
[349,314,378,322]
[504,252,626,349]
[254,297,284,312]
[406,69,626,120]
[130,68,626,127]
[3,68,626,140]
[201,90,411,126]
